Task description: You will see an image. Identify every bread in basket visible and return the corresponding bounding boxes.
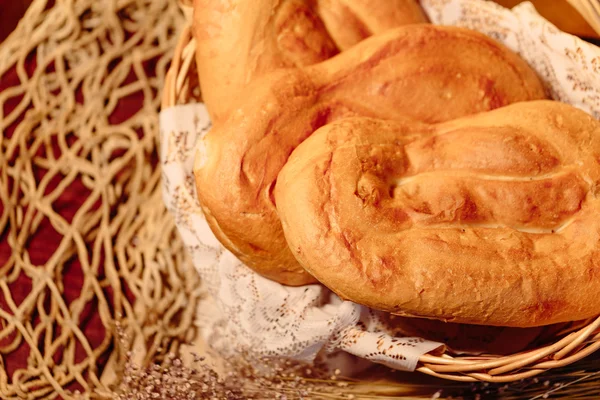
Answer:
[161,0,600,383]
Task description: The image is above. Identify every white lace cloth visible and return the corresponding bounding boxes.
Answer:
[160,0,600,372]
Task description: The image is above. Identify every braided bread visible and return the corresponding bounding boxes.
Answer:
[275,100,600,327]
[193,25,546,285]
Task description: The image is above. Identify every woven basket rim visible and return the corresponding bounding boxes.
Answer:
[161,20,600,383]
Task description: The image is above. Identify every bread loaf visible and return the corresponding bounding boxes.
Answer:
[192,0,427,121]
[194,25,546,286]
[275,100,600,327]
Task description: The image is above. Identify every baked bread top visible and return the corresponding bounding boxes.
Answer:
[193,24,546,286]
[192,0,427,121]
[275,100,600,327]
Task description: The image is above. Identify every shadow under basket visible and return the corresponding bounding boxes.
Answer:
[161,22,600,384]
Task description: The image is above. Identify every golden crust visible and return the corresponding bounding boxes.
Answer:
[193,25,546,286]
[192,0,427,122]
[275,100,600,327]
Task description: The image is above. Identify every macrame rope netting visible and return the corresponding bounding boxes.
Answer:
[0,0,200,399]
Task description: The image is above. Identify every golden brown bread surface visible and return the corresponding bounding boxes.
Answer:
[192,0,427,121]
[275,101,600,327]
[193,25,546,286]
[314,0,430,49]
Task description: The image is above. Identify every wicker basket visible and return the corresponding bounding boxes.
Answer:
[161,7,600,385]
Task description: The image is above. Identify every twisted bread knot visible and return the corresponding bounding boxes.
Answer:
[194,24,546,286]
[276,101,600,327]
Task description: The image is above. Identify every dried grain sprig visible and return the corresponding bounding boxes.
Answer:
[109,314,600,400]
[112,341,358,400]
[112,343,600,400]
